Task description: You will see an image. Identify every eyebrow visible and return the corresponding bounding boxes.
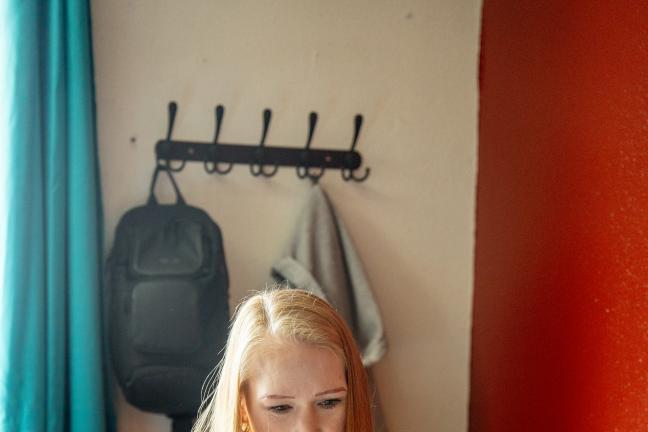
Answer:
[261,394,295,400]
[314,387,347,397]
[260,387,347,400]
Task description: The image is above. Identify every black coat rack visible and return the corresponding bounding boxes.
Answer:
[154,102,370,182]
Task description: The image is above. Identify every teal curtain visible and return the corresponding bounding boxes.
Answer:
[0,1,112,431]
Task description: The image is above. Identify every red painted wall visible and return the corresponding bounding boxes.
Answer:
[471,2,648,431]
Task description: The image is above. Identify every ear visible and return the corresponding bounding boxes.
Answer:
[239,393,249,421]
[239,394,252,432]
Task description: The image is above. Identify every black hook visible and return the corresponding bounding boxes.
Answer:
[204,105,234,175]
[157,101,186,172]
[341,114,370,182]
[249,109,279,177]
[296,112,325,182]
[342,166,371,182]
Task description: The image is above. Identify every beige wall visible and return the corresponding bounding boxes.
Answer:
[92,1,482,430]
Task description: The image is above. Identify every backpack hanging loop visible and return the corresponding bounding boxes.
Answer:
[147,165,186,206]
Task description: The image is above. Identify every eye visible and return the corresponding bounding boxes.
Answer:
[318,398,343,409]
[267,404,292,414]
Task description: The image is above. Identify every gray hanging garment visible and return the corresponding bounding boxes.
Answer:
[269,184,388,430]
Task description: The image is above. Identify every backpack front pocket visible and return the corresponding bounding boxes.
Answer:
[130,280,204,354]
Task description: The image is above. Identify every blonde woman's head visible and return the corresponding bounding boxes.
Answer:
[192,288,373,432]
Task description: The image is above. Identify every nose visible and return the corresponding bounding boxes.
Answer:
[295,407,321,432]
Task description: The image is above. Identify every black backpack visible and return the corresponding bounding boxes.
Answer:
[106,166,229,418]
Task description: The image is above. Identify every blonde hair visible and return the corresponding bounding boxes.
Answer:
[192,288,373,432]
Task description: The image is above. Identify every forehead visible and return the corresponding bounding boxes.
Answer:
[245,339,346,398]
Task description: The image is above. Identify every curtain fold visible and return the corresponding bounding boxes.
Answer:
[0,1,111,431]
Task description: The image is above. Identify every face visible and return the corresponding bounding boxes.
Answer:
[242,339,347,432]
